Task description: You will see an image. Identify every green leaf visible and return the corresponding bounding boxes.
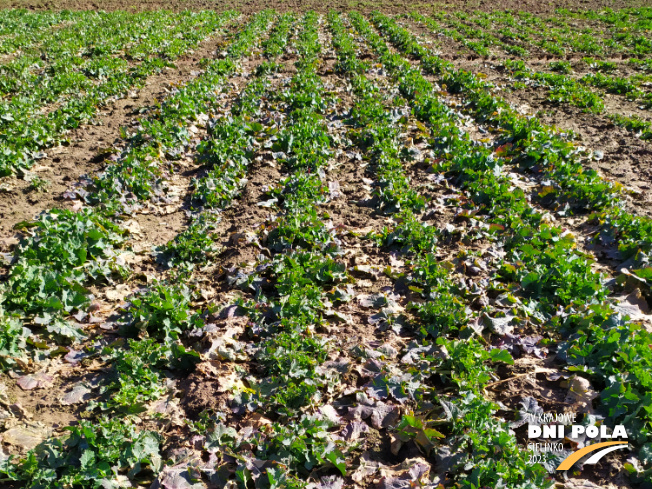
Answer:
[489,348,514,365]
[80,449,95,469]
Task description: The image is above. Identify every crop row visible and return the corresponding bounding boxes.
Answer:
[375,12,652,262]
[0,12,283,488]
[343,12,560,486]
[561,6,652,30]
[0,10,76,55]
[518,66,652,140]
[500,58,652,113]
[139,12,355,486]
[410,11,652,142]
[363,11,652,483]
[411,13,652,127]
[543,8,652,53]
[1,9,651,488]
[0,10,238,177]
[87,10,285,418]
[421,12,529,57]
[160,12,294,272]
[423,8,652,58]
[0,8,264,374]
[0,10,273,373]
[413,8,652,147]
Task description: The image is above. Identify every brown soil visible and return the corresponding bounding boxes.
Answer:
[0,31,229,243]
[0,10,646,489]
[400,18,652,218]
[491,83,652,214]
[0,369,87,456]
[0,0,647,15]
[180,371,224,417]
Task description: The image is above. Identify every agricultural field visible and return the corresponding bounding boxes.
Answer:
[0,5,651,489]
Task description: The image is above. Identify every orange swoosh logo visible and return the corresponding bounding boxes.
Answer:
[556,441,629,471]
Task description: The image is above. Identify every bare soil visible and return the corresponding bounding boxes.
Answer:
[0,32,229,241]
[0,0,648,15]
[401,18,652,218]
[0,8,647,489]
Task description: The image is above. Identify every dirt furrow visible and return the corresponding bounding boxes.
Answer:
[0,19,239,242]
[399,16,652,212]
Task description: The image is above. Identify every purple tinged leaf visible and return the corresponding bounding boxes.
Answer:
[17,372,54,391]
[61,385,92,405]
[341,421,370,441]
[370,402,401,429]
